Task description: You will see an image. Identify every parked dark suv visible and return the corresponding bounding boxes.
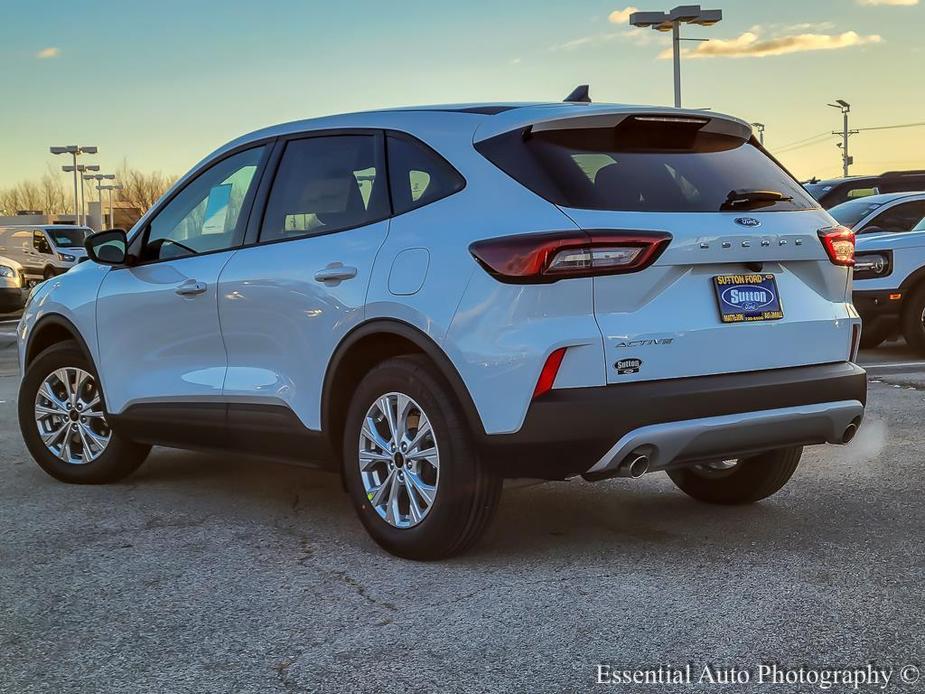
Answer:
[804,170,925,209]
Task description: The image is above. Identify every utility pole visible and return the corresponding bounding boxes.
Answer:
[828,100,857,178]
[630,5,723,108]
[751,122,766,146]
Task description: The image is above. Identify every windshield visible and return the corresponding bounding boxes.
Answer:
[828,200,886,228]
[45,229,88,248]
[477,119,816,213]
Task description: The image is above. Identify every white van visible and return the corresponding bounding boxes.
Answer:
[0,225,91,284]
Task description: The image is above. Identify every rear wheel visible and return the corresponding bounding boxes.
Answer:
[18,341,151,483]
[342,355,501,560]
[901,284,925,354]
[667,446,802,505]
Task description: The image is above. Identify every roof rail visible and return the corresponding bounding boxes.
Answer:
[881,169,925,177]
[563,85,591,104]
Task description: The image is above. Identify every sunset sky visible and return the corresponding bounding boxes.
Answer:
[1,0,922,189]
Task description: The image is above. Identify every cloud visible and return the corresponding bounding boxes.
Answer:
[658,30,882,59]
[857,0,918,5]
[36,47,60,59]
[549,31,627,51]
[608,6,639,24]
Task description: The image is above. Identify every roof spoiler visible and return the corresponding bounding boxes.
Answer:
[563,85,591,104]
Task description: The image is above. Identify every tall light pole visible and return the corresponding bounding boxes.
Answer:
[98,183,123,230]
[50,145,97,223]
[83,173,115,229]
[827,99,856,178]
[751,122,766,146]
[63,164,100,226]
[630,5,723,108]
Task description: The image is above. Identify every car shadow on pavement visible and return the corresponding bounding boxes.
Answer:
[121,447,808,563]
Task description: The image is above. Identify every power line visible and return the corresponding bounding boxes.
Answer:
[773,134,834,155]
[856,120,925,132]
[772,130,831,151]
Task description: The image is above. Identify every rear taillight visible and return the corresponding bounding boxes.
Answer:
[469,230,671,284]
[819,226,855,267]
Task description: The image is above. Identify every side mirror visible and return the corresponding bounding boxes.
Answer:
[85,229,128,266]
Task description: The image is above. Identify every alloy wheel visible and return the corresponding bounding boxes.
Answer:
[358,392,439,529]
[34,367,111,464]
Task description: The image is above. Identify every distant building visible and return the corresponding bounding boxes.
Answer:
[0,212,78,226]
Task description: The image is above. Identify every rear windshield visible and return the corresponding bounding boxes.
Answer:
[477,118,817,213]
[828,199,886,228]
[45,228,87,247]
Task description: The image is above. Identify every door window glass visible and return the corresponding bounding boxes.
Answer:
[33,232,52,254]
[260,135,388,242]
[142,147,264,261]
[862,201,925,234]
[387,135,465,215]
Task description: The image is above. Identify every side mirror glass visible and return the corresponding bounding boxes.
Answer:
[85,229,128,266]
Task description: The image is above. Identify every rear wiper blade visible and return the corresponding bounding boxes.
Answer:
[721,189,793,210]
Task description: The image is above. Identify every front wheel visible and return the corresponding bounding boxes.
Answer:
[901,284,925,354]
[342,355,501,560]
[667,446,803,505]
[18,341,151,484]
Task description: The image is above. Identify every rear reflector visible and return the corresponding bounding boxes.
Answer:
[533,347,567,399]
[470,230,671,284]
[819,226,855,267]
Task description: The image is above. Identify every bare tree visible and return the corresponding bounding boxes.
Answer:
[116,162,177,214]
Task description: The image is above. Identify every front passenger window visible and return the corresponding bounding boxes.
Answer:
[33,232,52,254]
[141,147,265,262]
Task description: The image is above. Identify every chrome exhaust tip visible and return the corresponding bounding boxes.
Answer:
[842,421,859,444]
[618,453,649,479]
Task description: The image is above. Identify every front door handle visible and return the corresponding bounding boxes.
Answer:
[314,263,358,283]
[176,279,207,296]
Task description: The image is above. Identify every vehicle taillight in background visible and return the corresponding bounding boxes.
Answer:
[469,230,671,284]
[818,226,855,267]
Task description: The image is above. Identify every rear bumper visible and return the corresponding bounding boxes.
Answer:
[477,362,867,479]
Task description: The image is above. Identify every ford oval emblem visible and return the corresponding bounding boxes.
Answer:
[734,217,761,227]
[721,284,776,311]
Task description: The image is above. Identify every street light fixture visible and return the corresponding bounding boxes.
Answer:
[83,173,116,229]
[751,122,766,146]
[97,183,123,230]
[630,5,723,108]
[827,100,857,178]
[50,145,98,225]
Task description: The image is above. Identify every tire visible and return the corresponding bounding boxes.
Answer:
[859,324,890,350]
[43,267,57,281]
[18,341,151,484]
[901,283,925,354]
[342,355,501,560]
[667,446,802,505]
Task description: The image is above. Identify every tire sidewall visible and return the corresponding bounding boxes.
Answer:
[19,342,144,483]
[342,357,480,558]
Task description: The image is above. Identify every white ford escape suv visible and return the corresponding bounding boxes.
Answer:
[17,100,866,559]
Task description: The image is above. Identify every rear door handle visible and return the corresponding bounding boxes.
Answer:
[314,264,358,283]
[175,279,207,296]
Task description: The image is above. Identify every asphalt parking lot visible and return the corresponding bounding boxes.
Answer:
[1,315,923,693]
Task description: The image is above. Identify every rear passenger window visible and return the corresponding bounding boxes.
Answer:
[387,135,465,215]
[260,135,388,242]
